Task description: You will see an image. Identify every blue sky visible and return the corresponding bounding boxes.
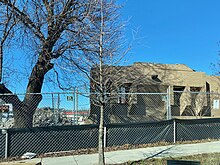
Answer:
[120,0,220,75]
[4,0,220,94]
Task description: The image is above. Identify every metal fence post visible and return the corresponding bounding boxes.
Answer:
[173,119,176,143]
[76,90,78,125]
[52,93,55,124]
[166,86,172,120]
[104,127,107,147]
[56,93,60,125]
[2,129,8,159]
[0,112,2,123]
[72,90,75,125]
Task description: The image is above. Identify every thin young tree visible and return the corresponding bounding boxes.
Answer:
[63,1,124,164]
[96,0,131,163]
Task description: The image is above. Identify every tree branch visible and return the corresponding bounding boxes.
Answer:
[0,0,45,42]
[0,83,22,110]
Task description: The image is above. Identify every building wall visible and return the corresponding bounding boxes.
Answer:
[134,63,220,118]
[90,62,220,122]
[134,62,207,87]
[206,76,220,117]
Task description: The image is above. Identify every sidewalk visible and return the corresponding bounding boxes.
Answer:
[2,141,220,165]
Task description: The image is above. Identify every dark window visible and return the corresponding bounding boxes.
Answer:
[151,75,162,82]
[118,83,132,104]
[173,86,185,106]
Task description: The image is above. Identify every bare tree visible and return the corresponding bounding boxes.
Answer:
[0,1,125,164]
[0,0,123,129]
[74,1,125,164]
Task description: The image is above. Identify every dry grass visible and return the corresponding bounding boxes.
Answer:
[117,152,220,165]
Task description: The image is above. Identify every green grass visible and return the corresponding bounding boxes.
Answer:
[120,152,220,165]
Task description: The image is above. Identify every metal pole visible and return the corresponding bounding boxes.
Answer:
[2,129,8,159]
[104,127,107,147]
[72,89,75,125]
[0,112,2,124]
[166,88,169,120]
[52,93,55,124]
[167,86,171,120]
[173,119,176,143]
[56,93,60,125]
[169,86,172,119]
[76,89,78,125]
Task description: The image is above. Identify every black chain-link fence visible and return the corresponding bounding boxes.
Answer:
[0,133,5,158]
[1,118,220,159]
[1,124,99,158]
[175,118,220,141]
[107,120,174,147]
[0,91,220,159]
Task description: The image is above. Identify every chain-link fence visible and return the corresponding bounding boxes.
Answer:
[90,92,168,124]
[0,91,220,159]
[1,118,220,159]
[0,92,90,129]
[0,124,99,158]
[176,118,220,141]
[170,91,220,118]
[6,125,98,158]
[0,91,220,128]
[90,91,220,124]
[107,120,174,147]
[0,133,5,158]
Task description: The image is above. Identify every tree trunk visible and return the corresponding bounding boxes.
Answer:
[13,107,35,128]
[98,104,105,165]
[0,84,43,128]
[13,94,42,128]
[0,56,53,128]
[14,57,52,128]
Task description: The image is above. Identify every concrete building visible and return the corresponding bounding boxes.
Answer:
[90,62,220,123]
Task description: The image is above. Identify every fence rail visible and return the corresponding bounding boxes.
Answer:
[1,118,220,159]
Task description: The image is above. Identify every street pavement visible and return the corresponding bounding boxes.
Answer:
[1,140,220,165]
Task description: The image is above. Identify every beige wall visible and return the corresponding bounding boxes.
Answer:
[207,76,220,93]
[134,63,206,88]
[90,62,220,120]
[133,63,220,118]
